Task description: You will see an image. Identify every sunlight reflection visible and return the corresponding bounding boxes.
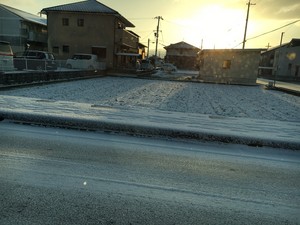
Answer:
[287,52,296,60]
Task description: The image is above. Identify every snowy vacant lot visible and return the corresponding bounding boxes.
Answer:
[1,76,299,122]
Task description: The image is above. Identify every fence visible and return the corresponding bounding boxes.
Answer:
[0,60,106,86]
[0,58,106,72]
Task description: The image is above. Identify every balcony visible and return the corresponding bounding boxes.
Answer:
[115,29,138,50]
[20,29,47,43]
[28,31,47,43]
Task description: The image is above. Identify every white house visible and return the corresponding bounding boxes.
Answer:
[0,4,47,52]
[260,39,300,81]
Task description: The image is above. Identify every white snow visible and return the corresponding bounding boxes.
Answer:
[1,76,300,122]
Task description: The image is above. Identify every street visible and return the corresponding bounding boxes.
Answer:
[0,120,299,225]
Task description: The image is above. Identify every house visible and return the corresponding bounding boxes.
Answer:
[41,0,139,70]
[198,49,264,85]
[0,4,47,52]
[164,41,200,70]
[260,38,300,81]
[138,42,147,60]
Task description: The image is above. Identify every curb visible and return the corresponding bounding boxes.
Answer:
[1,110,299,150]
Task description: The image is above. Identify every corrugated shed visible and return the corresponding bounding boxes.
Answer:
[0,4,47,26]
[42,0,134,27]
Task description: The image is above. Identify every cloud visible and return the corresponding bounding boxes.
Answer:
[256,0,300,20]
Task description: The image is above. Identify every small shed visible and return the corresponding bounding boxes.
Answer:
[198,49,264,85]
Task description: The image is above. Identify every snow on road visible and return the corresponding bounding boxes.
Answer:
[1,76,299,122]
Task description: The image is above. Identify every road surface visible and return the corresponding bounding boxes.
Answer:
[0,121,299,224]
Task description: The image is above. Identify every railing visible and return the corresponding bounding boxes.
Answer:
[14,58,58,71]
[0,58,14,72]
[0,69,106,86]
[12,58,106,72]
[28,31,47,43]
[20,29,47,43]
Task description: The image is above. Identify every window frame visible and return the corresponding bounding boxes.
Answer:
[77,19,84,27]
[62,18,69,26]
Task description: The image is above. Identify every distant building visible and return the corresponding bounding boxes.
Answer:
[198,49,264,85]
[164,41,200,70]
[260,38,300,81]
[0,4,47,52]
[41,0,140,69]
[138,42,147,60]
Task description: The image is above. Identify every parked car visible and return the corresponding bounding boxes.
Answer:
[0,41,14,71]
[66,54,102,70]
[140,59,154,71]
[14,50,57,71]
[161,63,177,72]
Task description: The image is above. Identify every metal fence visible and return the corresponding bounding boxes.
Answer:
[0,59,106,72]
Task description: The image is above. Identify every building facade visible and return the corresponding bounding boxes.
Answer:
[198,49,264,85]
[42,0,139,69]
[260,39,300,81]
[0,4,47,53]
[164,41,200,70]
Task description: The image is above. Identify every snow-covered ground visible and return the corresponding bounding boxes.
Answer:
[1,76,300,122]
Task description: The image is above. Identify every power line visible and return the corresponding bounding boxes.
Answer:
[163,19,186,27]
[127,17,152,20]
[160,31,164,44]
[140,31,156,41]
[246,19,300,41]
[233,19,300,48]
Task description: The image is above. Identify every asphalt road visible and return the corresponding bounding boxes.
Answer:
[0,121,299,225]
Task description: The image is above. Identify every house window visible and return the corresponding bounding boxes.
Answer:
[99,48,106,58]
[77,19,84,27]
[295,65,299,77]
[222,60,231,69]
[62,18,69,26]
[92,47,106,59]
[63,45,69,53]
[52,47,59,54]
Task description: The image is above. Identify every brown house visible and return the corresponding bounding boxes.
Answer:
[164,41,200,70]
[41,0,139,69]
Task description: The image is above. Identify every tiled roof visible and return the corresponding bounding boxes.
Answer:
[42,0,116,14]
[0,4,46,26]
[164,41,200,50]
[42,0,134,27]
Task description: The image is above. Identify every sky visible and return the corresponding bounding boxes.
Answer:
[1,0,300,55]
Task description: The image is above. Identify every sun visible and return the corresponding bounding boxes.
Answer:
[176,4,247,49]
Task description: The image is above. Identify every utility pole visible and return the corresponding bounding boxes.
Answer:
[147,38,150,58]
[274,32,285,87]
[242,0,255,49]
[154,16,163,59]
[279,32,284,46]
